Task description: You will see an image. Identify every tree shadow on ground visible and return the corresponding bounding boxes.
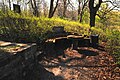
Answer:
[90,44,106,51]
[38,40,108,70]
[0,49,14,67]
[24,62,64,80]
[38,48,103,69]
[78,49,98,56]
[36,63,64,80]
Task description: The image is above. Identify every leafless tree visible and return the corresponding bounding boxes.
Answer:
[57,1,63,17]
[63,0,67,17]
[48,0,59,18]
[8,0,11,10]
[78,0,89,22]
[42,0,48,17]
[63,0,74,17]
[1,0,8,13]
[30,0,39,16]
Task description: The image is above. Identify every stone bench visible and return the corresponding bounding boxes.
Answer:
[45,35,85,51]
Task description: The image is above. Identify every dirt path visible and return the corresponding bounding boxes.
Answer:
[38,47,120,80]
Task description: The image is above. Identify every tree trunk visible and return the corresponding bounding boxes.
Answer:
[8,0,11,10]
[80,11,83,22]
[63,6,67,17]
[63,0,67,17]
[78,1,81,20]
[89,0,102,27]
[2,0,5,13]
[78,0,88,23]
[33,0,39,16]
[90,11,96,27]
[48,0,54,18]
[48,0,59,18]
[30,0,39,17]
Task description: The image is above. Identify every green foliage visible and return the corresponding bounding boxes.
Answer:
[0,10,120,65]
[105,29,120,65]
[0,11,90,42]
[93,9,120,65]
[82,8,89,24]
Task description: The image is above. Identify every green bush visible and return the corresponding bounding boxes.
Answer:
[0,11,90,42]
[106,29,120,65]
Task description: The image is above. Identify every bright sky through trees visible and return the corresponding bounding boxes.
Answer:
[0,0,119,11]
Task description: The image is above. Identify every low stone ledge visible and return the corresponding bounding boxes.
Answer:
[0,41,37,80]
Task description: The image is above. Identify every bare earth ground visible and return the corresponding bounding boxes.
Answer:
[38,46,120,80]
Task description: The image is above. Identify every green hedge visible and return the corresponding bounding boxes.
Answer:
[0,15,90,42]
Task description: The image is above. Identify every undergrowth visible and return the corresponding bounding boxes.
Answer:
[0,10,120,65]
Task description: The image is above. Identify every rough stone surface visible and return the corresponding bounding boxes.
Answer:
[0,41,37,80]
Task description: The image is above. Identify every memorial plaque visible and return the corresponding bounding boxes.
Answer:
[13,4,21,13]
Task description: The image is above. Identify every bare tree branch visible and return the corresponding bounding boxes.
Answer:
[52,0,59,15]
[103,0,120,8]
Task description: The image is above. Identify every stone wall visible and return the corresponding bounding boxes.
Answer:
[0,43,37,80]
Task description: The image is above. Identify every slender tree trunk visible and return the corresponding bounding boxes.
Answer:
[78,0,88,23]
[80,11,84,22]
[8,0,11,10]
[2,0,5,13]
[63,0,67,17]
[78,1,81,20]
[63,6,67,17]
[33,0,39,16]
[30,0,39,17]
[43,0,48,17]
[49,0,54,18]
[48,0,59,18]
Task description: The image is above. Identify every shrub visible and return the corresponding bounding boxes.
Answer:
[0,11,90,42]
[106,29,120,65]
